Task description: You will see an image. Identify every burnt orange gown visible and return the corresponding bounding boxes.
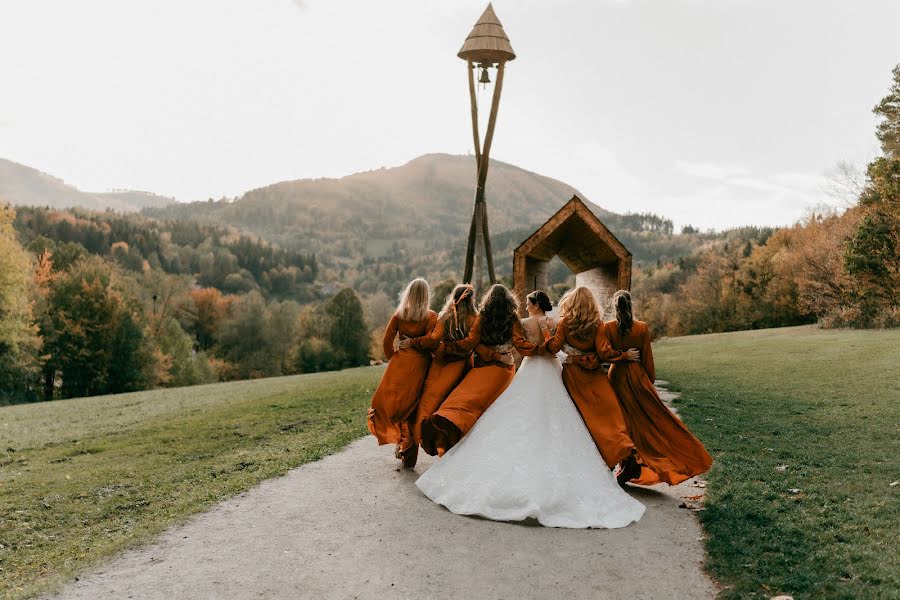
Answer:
[547,320,636,469]
[367,310,437,450]
[423,318,539,452]
[605,320,713,485]
[407,314,477,456]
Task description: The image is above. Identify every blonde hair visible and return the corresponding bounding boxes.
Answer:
[396,278,430,322]
[558,286,602,340]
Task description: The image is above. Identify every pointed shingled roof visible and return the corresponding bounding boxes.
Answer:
[458,3,516,63]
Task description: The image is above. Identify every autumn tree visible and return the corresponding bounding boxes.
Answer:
[265,300,301,374]
[183,287,231,349]
[43,257,155,398]
[0,204,42,403]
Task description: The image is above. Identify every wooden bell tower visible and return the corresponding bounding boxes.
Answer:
[458,3,516,292]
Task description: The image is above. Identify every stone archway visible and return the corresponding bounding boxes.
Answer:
[513,195,632,316]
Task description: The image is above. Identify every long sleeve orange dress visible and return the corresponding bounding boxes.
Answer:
[407,314,477,456]
[367,310,438,452]
[422,318,539,452]
[605,320,713,485]
[547,319,637,469]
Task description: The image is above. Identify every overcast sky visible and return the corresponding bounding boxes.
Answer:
[1,0,898,229]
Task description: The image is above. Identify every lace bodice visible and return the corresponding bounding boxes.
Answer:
[521,315,557,345]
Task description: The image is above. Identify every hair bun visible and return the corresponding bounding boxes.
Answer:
[528,290,553,313]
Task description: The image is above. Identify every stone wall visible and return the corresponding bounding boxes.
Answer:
[575,264,620,319]
[523,257,550,298]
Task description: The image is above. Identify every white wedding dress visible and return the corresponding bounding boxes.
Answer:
[415,316,645,529]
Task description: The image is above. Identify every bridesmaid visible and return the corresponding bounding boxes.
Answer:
[547,286,642,484]
[399,284,478,458]
[606,290,713,486]
[422,284,539,456]
[367,278,437,468]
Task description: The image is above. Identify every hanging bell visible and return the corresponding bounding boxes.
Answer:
[478,64,491,84]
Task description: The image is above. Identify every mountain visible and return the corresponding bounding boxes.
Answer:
[147,153,604,251]
[146,153,694,294]
[4,153,696,296]
[0,158,173,212]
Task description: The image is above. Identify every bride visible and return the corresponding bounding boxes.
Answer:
[415,290,645,529]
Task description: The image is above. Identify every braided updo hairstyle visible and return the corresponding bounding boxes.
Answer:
[613,290,634,337]
[526,290,552,313]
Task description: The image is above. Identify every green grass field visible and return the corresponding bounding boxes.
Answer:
[0,367,383,599]
[655,325,900,599]
[2,326,897,599]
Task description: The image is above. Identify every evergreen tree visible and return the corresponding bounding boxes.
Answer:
[874,64,900,158]
[325,288,369,368]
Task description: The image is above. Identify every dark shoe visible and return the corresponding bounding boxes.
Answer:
[617,455,641,486]
[401,444,418,469]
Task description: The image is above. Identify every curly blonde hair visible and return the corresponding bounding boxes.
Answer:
[558,286,602,340]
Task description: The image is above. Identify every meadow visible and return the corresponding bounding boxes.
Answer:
[0,368,383,599]
[2,325,897,599]
[655,325,899,599]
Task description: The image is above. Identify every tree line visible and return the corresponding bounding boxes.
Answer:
[634,65,899,336]
[0,215,370,404]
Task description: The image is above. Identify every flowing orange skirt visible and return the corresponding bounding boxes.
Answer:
[608,362,712,485]
[561,364,636,469]
[414,356,472,456]
[367,349,431,449]
[423,364,514,452]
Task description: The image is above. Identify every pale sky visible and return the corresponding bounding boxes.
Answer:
[1,0,898,230]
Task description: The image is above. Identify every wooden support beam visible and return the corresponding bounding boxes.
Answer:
[467,61,481,168]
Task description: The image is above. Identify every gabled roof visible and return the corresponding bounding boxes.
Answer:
[514,195,630,273]
[458,3,516,63]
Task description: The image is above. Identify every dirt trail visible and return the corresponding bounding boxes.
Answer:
[44,429,715,600]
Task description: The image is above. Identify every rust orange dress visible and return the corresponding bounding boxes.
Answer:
[407,314,477,456]
[547,320,637,469]
[423,318,539,452]
[605,320,713,485]
[367,310,437,452]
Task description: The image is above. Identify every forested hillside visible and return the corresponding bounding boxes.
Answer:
[13,207,318,301]
[147,153,706,294]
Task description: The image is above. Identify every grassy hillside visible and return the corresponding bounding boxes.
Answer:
[0,158,173,212]
[655,326,900,599]
[0,367,383,599]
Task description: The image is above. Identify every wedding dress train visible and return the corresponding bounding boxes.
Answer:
[416,327,645,529]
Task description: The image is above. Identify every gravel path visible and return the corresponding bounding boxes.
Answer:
[43,427,716,600]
